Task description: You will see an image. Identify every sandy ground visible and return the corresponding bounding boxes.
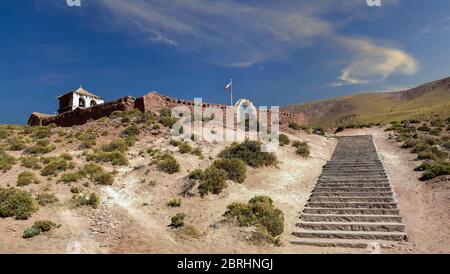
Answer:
[1,124,448,254]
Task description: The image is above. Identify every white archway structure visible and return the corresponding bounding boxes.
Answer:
[235,99,257,124]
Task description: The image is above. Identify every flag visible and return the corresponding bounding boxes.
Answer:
[225,80,232,90]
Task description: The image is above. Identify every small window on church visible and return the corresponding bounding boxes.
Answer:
[79,98,86,108]
[90,100,97,107]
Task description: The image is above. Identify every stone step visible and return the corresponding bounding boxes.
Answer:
[314,187,392,193]
[299,214,403,223]
[318,179,389,183]
[290,238,398,249]
[303,207,400,215]
[292,230,407,241]
[306,202,398,209]
[320,175,388,179]
[308,197,394,203]
[316,183,391,188]
[296,221,405,232]
[310,192,393,197]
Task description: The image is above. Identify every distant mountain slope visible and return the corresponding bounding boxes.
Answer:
[283,76,450,128]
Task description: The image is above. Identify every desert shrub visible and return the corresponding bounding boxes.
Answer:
[72,192,100,208]
[123,125,140,137]
[335,126,345,133]
[212,158,247,184]
[418,125,430,132]
[17,171,40,186]
[0,152,16,172]
[92,172,114,185]
[198,167,228,196]
[169,139,181,147]
[28,140,55,155]
[75,130,97,142]
[167,198,181,207]
[313,127,326,136]
[188,169,203,180]
[87,150,128,166]
[70,186,82,194]
[82,139,96,149]
[33,220,58,232]
[401,140,416,149]
[60,172,84,183]
[23,220,59,239]
[294,142,310,158]
[23,226,41,239]
[417,146,448,161]
[218,140,277,168]
[36,192,58,206]
[416,161,450,180]
[0,128,11,139]
[159,108,178,128]
[32,128,52,139]
[178,142,192,154]
[191,147,203,157]
[102,138,129,153]
[224,195,284,237]
[288,122,301,130]
[8,138,26,151]
[170,213,186,228]
[0,187,37,219]
[278,134,290,146]
[20,156,42,170]
[137,111,156,124]
[155,153,180,174]
[41,159,75,176]
[429,128,443,136]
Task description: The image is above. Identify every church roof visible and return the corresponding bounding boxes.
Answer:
[57,87,103,99]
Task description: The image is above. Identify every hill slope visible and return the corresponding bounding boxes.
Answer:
[283,77,450,128]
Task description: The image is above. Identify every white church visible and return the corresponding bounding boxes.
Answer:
[57,87,104,114]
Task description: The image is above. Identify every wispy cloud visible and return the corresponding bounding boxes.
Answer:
[85,0,417,84]
[334,37,419,86]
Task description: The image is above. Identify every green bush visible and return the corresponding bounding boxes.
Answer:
[313,127,326,136]
[278,134,290,146]
[212,158,247,184]
[37,192,58,206]
[23,226,41,239]
[17,171,40,186]
[0,152,16,172]
[417,161,450,180]
[101,138,129,153]
[156,153,180,174]
[198,167,228,196]
[20,156,42,170]
[41,159,75,176]
[32,128,52,139]
[0,187,37,219]
[87,150,128,166]
[188,169,203,180]
[0,128,11,139]
[292,141,310,157]
[170,213,186,228]
[335,126,345,133]
[159,108,178,128]
[70,186,83,194]
[167,198,181,207]
[224,195,284,237]
[8,138,26,151]
[28,139,55,155]
[218,140,277,168]
[288,122,302,130]
[72,192,100,208]
[23,220,58,239]
[123,125,140,137]
[178,142,192,154]
[191,147,203,157]
[60,172,84,183]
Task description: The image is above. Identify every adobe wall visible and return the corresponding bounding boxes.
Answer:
[28,96,135,127]
[28,92,308,127]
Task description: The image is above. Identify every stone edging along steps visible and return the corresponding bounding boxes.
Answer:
[292,135,407,249]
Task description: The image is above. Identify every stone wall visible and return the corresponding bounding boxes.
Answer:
[28,96,135,127]
[28,92,308,127]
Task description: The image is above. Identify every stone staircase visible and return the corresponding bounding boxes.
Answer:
[292,135,407,248]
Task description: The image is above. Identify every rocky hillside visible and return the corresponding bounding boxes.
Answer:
[283,77,450,128]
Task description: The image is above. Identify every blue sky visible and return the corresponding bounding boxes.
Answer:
[1,0,450,124]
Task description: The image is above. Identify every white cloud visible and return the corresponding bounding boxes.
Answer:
[335,37,419,86]
[85,0,418,84]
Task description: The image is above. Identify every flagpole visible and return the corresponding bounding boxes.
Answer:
[230,78,233,106]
